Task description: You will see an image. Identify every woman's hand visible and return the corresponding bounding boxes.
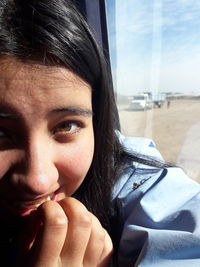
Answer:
[21,197,113,267]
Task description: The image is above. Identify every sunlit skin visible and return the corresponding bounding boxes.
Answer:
[0,56,113,266]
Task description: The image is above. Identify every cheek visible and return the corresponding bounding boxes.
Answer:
[0,151,22,178]
[57,138,94,195]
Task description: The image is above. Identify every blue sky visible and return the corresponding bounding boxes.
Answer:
[106,0,200,95]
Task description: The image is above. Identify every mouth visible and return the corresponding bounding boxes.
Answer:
[1,189,61,217]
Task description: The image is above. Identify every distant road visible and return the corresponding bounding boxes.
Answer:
[119,99,200,182]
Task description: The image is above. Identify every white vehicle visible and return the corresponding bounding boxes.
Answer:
[128,94,153,110]
[143,92,166,108]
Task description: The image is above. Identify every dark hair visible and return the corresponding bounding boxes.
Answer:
[0,0,122,230]
[0,0,169,241]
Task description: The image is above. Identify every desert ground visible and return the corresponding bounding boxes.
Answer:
[118,98,200,182]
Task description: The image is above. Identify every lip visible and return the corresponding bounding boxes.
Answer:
[1,188,61,217]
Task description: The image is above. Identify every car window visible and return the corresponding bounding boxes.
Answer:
[105,0,200,182]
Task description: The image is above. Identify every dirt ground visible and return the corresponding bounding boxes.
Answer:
[118,98,200,182]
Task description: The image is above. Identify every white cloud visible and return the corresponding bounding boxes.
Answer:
[107,0,200,94]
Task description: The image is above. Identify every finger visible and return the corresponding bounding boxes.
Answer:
[97,230,113,267]
[59,197,92,266]
[16,211,41,266]
[83,214,107,266]
[28,200,68,267]
[17,211,38,253]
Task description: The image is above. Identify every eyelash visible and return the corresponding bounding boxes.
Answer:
[0,128,9,139]
[53,121,83,135]
[0,127,13,146]
[0,121,83,145]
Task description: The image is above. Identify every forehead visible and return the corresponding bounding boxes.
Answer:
[0,56,91,101]
[0,56,87,88]
[0,56,92,119]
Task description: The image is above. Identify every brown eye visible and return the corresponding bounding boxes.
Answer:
[0,128,15,148]
[54,121,81,135]
[0,128,9,139]
[0,130,6,137]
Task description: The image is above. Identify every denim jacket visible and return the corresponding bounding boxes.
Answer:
[112,133,200,266]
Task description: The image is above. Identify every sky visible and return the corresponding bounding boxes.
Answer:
[105,0,200,95]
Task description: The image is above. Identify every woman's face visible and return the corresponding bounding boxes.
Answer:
[0,56,94,217]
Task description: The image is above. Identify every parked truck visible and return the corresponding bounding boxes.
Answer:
[128,93,153,110]
[128,92,166,111]
[143,91,166,108]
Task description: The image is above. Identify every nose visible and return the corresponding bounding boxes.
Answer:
[12,136,59,197]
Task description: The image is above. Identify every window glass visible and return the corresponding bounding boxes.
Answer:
[105,0,200,181]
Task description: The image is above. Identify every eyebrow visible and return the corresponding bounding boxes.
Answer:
[50,107,93,117]
[0,112,19,119]
[0,106,93,120]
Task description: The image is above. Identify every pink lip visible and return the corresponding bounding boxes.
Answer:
[1,188,61,217]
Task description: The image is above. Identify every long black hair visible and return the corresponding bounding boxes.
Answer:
[0,0,169,236]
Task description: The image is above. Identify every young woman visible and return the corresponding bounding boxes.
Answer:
[0,0,200,266]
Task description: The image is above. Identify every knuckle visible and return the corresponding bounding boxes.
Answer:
[74,210,92,228]
[59,197,92,228]
[39,200,68,229]
[48,215,68,228]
